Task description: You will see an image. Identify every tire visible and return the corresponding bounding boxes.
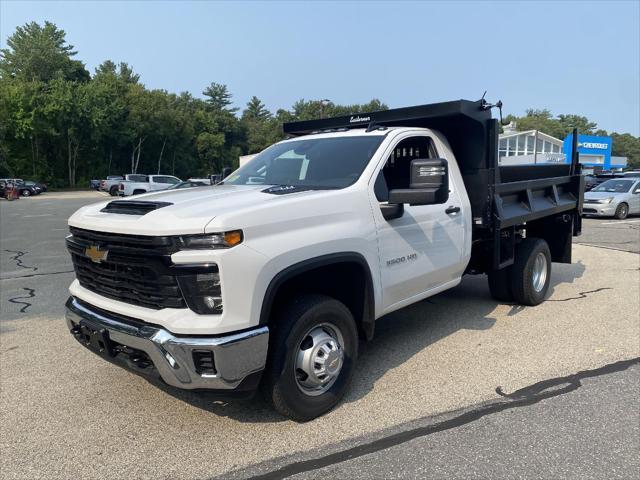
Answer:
[511,238,551,306]
[20,189,31,197]
[262,294,358,422]
[488,266,513,302]
[109,186,118,196]
[614,203,629,220]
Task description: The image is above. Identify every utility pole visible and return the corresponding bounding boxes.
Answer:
[319,99,331,119]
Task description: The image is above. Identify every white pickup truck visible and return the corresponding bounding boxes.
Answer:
[118,174,182,196]
[65,99,584,420]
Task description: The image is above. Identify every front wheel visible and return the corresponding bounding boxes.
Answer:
[511,238,551,306]
[262,294,358,421]
[614,203,629,220]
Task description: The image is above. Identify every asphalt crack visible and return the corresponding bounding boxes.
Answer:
[0,269,74,281]
[236,357,639,480]
[548,287,612,302]
[7,287,36,313]
[4,250,38,271]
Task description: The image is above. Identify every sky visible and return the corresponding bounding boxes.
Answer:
[1,0,639,135]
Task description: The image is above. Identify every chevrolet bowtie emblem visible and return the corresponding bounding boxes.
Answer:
[85,245,108,264]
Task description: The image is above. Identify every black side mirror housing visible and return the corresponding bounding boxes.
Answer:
[388,158,449,206]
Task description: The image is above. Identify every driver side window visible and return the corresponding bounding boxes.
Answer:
[374,136,437,202]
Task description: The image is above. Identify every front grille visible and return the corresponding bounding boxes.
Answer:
[582,208,597,214]
[67,228,186,310]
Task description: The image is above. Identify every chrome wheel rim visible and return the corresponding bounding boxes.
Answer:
[532,252,548,292]
[294,323,344,396]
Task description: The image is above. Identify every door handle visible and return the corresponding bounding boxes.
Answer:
[445,206,460,215]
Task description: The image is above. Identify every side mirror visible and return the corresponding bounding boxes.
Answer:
[388,158,449,206]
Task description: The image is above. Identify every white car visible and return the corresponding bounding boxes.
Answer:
[583,178,640,219]
[118,174,181,196]
[64,99,584,420]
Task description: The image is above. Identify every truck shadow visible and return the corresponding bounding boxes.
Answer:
[157,261,586,423]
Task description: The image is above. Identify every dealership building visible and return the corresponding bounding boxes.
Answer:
[499,125,627,172]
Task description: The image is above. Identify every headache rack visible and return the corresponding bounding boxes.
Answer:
[284,99,585,271]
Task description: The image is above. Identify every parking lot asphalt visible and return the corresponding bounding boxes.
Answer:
[1,192,639,479]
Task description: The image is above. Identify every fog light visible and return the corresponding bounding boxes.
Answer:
[177,270,223,314]
[165,352,177,368]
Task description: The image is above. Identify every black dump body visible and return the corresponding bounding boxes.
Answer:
[283,99,584,272]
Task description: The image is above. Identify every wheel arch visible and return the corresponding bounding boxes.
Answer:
[259,252,376,340]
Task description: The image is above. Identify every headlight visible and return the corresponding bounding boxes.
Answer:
[177,271,223,314]
[597,197,614,204]
[177,230,243,249]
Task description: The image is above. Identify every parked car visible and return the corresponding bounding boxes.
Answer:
[583,173,625,191]
[118,174,181,196]
[65,98,585,420]
[168,180,208,190]
[583,178,640,219]
[19,180,47,193]
[90,179,101,190]
[621,170,640,178]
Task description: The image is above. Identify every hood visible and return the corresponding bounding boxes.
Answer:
[584,191,624,200]
[68,185,332,235]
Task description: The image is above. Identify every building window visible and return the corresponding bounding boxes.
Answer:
[517,135,526,155]
[508,137,517,156]
[526,135,535,154]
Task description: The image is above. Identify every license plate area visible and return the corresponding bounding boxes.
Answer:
[75,319,115,358]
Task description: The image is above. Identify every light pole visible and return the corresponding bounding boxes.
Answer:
[319,99,331,119]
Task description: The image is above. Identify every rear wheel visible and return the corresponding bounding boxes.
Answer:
[511,238,551,306]
[614,203,629,220]
[109,185,118,196]
[262,294,358,421]
[20,189,31,197]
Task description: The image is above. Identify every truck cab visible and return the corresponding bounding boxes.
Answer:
[118,174,181,196]
[65,99,583,421]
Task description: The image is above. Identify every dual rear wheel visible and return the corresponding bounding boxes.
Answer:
[488,238,552,306]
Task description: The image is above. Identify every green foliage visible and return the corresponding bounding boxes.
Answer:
[1,20,636,186]
[0,21,89,82]
[610,133,640,168]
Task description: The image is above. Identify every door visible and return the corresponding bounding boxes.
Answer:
[372,134,466,312]
[631,181,640,213]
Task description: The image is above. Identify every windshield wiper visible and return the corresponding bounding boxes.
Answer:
[261,184,337,195]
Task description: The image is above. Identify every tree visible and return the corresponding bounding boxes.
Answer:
[556,114,597,138]
[0,21,89,82]
[202,82,237,112]
[610,132,640,168]
[243,96,271,120]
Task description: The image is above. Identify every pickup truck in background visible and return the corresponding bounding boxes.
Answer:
[65,99,584,421]
[100,175,144,196]
[118,174,182,196]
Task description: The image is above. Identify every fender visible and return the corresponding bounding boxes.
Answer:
[259,252,376,340]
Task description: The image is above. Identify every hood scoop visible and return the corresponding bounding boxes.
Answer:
[101,200,173,216]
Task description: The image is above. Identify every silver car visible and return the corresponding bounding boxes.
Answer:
[583,178,640,219]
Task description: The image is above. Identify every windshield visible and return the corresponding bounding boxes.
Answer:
[593,179,634,193]
[225,136,384,189]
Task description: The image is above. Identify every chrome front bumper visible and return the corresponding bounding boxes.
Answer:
[65,297,269,391]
